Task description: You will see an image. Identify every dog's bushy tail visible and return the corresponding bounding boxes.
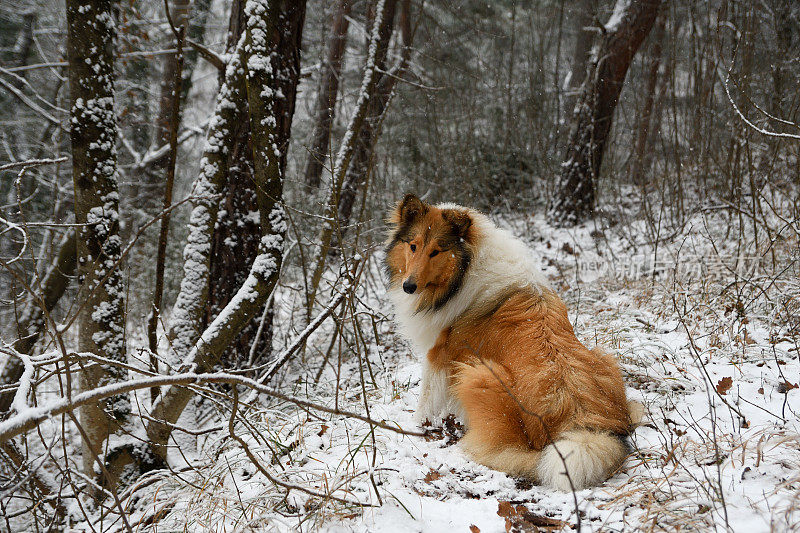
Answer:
[536,430,628,491]
[535,400,643,491]
[535,401,643,491]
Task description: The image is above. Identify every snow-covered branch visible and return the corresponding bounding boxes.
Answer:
[0,371,424,444]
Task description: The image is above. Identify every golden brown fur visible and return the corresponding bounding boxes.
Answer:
[385,195,642,490]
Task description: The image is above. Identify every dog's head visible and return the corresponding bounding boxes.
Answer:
[384,194,477,311]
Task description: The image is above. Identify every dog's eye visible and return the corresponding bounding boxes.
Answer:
[410,244,416,252]
[429,250,439,258]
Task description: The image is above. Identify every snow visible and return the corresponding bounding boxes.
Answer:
[123,198,800,532]
[168,36,247,365]
[606,0,632,33]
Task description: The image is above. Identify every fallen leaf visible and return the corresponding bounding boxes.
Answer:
[778,381,798,393]
[498,501,565,532]
[716,376,733,395]
[424,469,442,483]
[317,424,328,437]
[497,501,514,518]
[469,526,480,533]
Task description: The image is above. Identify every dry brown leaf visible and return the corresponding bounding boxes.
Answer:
[424,469,442,483]
[716,376,733,395]
[469,526,480,533]
[497,501,564,532]
[497,500,514,518]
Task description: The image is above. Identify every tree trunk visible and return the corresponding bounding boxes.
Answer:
[334,0,412,250]
[157,0,190,147]
[564,0,595,116]
[166,41,249,370]
[182,0,213,101]
[0,231,76,414]
[66,0,130,486]
[204,0,303,369]
[135,0,206,206]
[306,0,396,314]
[13,12,36,68]
[150,0,306,460]
[304,0,353,188]
[630,9,666,186]
[548,0,661,226]
[203,0,262,370]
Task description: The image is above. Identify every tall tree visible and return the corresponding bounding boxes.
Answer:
[303,0,353,188]
[548,0,661,226]
[630,8,666,185]
[156,0,190,148]
[203,0,305,369]
[202,0,265,370]
[149,0,307,460]
[66,0,130,485]
[334,0,413,250]
[564,0,596,115]
[306,0,396,314]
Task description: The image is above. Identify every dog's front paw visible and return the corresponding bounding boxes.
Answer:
[416,365,451,426]
[415,397,440,427]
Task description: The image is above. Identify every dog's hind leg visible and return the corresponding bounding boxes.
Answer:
[454,362,541,477]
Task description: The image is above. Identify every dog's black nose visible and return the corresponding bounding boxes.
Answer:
[402,279,417,294]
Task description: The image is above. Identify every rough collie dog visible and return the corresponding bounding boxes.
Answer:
[384,194,643,491]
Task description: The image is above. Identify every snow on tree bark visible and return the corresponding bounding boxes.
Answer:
[66,0,130,483]
[548,0,661,226]
[303,0,352,188]
[166,38,249,367]
[307,0,395,314]
[147,0,306,460]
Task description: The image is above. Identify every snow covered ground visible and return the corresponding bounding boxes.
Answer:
[114,203,800,532]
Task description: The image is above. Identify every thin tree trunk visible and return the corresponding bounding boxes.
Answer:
[304,0,353,188]
[13,12,36,68]
[182,0,212,100]
[564,0,595,116]
[334,0,412,249]
[631,9,666,186]
[166,41,249,369]
[66,0,130,486]
[306,0,396,315]
[147,2,187,401]
[149,0,306,460]
[0,231,76,414]
[157,0,190,147]
[137,0,193,208]
[548,0,661,226]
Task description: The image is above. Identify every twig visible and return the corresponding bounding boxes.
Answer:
[227,388,377,508]
[0,157,68,172]
[0,371,426,443]
[259,257,362,384]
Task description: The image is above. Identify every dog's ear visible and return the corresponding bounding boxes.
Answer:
[442,209,472,239]
[390,194,428,227]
